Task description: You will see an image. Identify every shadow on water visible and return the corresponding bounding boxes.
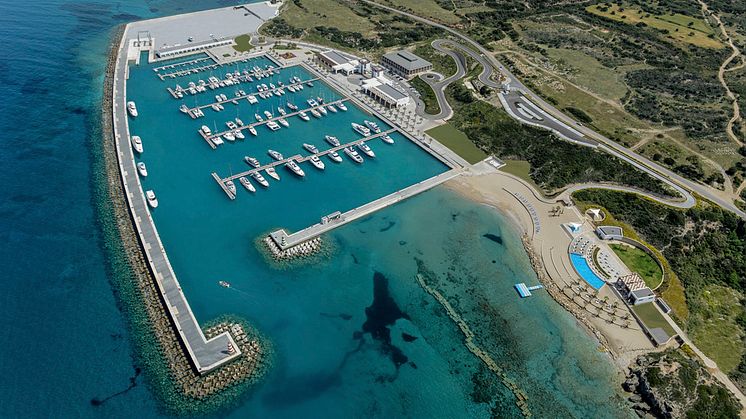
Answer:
[91,365,142,406]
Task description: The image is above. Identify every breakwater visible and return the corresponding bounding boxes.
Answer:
[101,25,270,414]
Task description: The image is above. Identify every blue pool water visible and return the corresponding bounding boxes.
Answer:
[0,0,631,417]
[570,253,607,290]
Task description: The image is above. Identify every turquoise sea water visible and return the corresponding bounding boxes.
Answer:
[0,0,631,417]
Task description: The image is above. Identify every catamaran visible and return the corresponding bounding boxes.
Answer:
[344,147,364,163]
[309,155,325,170]
[352,123,371,136]
[146,190,158,208]
[358,141,376,158]
[268,149,284,161]
[137,162,148,177]
[307,99,318,107]
[127,101,138,117]
[285,160,305,177]
[325,135,340,147]
[265,167,280,180]
[244,156,260,167]
[303,143,319,153]
[239,176,256,193]
[266,121,281,131]
[250,171,270,187]
[328,151,343,163]
[130,135,143,153]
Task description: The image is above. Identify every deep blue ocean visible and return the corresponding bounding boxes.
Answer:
[0,1,632,417]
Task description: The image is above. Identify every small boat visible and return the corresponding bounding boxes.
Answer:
[247,95,258,104]
[306,81,314,87]
[287,102,298,111]
[311,109,321,118]
[338,102,347,111]
[309,155,325,170]
[249,126,258,136]
[364,120,381,133]
[239,176,256,192]
[352,123,370,136]
[328,104,338,113]
[219,281,231,288]
[303,143,319,154]
[244,156,260,167]
[325,135,340,147]
[212,136,224,146]
[382,135,394,144]
[263,110,273,119]
[220,93,228,101]
[215,94,223,102]
[127,101,138,117]
[211,104,221,112]
[265,167,280,180]
[146,190,158,208]
[225,179,236,194]
[328,151,343,163]
[250,171,269,187]
[316,96,324,103]
[268,149,284,161]
[223,132,235,142]
[317,106,327,116]
[269,83,276,90]
[285,160,305,177]
[267,121,280,131]
[358,141,376,158]
[233,130,245,140]
[288,85,296,93]
[344,147,364,163]
[235,117,244,126]
[278,107,287,116]
[137,162,148,177]
[255,113,264,122]
[130,135,143,153]
[298,111,310,121]
[226,121,238,130]
[307,99,318,107]
[278,118,289,127]
[179,104,189,113]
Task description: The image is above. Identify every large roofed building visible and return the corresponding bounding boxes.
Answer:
[317,50,360,75]
[360,76,409,108]
[381,50,432,78]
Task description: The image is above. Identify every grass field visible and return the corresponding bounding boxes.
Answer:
[545,48,629,100]
[233,34,252,52]
[426,123,487,164]
[633,302,676,336]
[383,0,462,24]
[586,3,722,49]
[610,243,663,289]
[500,160,541,192]
[281,0,377,35]
[689,285,745,374]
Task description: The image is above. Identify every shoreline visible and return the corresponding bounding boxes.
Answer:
[99,24,271,415]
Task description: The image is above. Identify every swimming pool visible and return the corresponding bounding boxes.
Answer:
[570,253,606,290]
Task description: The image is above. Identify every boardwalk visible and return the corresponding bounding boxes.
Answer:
[270,169,462,249]
[112,28,240,374]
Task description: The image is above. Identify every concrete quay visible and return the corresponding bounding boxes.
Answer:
[269,169,463,250]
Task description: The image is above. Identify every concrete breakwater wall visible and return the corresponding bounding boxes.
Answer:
[101,26,270,414]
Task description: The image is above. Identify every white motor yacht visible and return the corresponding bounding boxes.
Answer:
[255,113,264,122]
[338,102,348,111]
[325,135,340,147]
[235,117,244,126]
[267,121,280,131]
[285,160,305,177]
[137,162,148,177]
[278,118,289,127]
[146,190,158,208]
[233,130,245,140]
[358,141,376,158]
[247,95,258,104]
[298,111,310,121]
[226,121,238,130]
[268,149,284,161]
[223,132,235,142]
[364,120,381,133]
[127,101,138,117]
[306,81,314,87]
[211,104,221,112]
[265,167,280,180]
[220,93,228,101]
[212,136,224,146]
[317,105,327,116]
[382,135,394,144]
[244,156,260,167]
[311,109,321,118]
[344,147,364,163]
[249,126,258,136]
[250,171,270,187]
[179,104,189,113]
[225,180,236,194]
[131,135,143,153]
[303,143,319,153]
[239,176,256,193]
[309,155,325,170]
[278,107,287,116]
[328,151,343,163]
[352,123,371,136]
[287,102,298,111]
[201,125,212,136]
[327,104,338,113]
[263,110,273,119]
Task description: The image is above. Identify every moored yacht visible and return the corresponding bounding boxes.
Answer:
[146,190,158,208]
[278,107,287,116]
[324,135,340,147]
[351,123,370,136]
[247,95,258,104]
[255,113,264,122]
[303,143,319,153]
[265,167,280,180]
[364,120,381,133]
[244,156,260,167]
[358,141,375,157]
[212,136,224,146]
[263,110,273,119]
[317,105,327,115]
[338,102,347,111]
[137,162,148,177]
[328,151,343,163]
[311,109,321,118]
[223,132,235,142]
[131,135,143,153]
[285,159,305,177]
[235,117,244,126]
[179,104,189,113]
[307,98,318,107]
[298,111,310,121]
[225,179,236,194]
[249,126,258,136]
[266,121,281,131]
[239,176,256,193]
[278,118,289,127]
[309,155,325,170]
[250,171,270,187]
[344,147,364,163]
[382,135,394,144]
[327,104,338,113]
[226,121,238,130]
[127,101,138,117]
[268,149,284,161]
[233,130,245,140]
[287,102,298,111]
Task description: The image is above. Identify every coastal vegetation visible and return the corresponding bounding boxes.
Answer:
[572,189,746,388]
[410,77,441,115]
[425,123,487,164]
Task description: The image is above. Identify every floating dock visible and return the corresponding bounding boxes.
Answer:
[515,283,544,298]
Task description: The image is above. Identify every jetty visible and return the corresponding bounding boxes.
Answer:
[269,169,462,250]
[514,283,544,298]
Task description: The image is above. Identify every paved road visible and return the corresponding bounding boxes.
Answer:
[413,41,466,120]
[361,0,745,219]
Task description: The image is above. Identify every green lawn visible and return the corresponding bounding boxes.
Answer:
[233,34,252,52]
[426,123,487,164]
[610,243,664,289]
[633,302,675,336]
[500,160,541,193]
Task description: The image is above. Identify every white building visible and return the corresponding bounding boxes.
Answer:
[360,76,409,108]
[616,273,656,305]
[317,50,360,75]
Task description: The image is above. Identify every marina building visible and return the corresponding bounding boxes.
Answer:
[381,50,432,78]
[616,273,656,305]
[156,37,234,59]
[360,76,409,108]
[317,50,360,75]
[595,225,624,241]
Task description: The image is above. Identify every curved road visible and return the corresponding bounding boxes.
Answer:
[414,41,466,120]
[361,0,745,219]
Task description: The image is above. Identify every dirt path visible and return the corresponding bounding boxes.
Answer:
[699,0,744,147]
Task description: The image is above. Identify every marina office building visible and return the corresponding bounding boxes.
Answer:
[381,50,433,79]
[317,50,361,75]
[360,76,409,108]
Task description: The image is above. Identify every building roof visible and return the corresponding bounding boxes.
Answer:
[320,50,357,66]
[648,327,672,346]
[383,50,432,70]
[631,287,655,299]
[618,273,646,291]
[597,225,623,237]
[373,83,407,101]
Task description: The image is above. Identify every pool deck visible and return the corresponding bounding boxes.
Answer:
[112,25,241,374]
